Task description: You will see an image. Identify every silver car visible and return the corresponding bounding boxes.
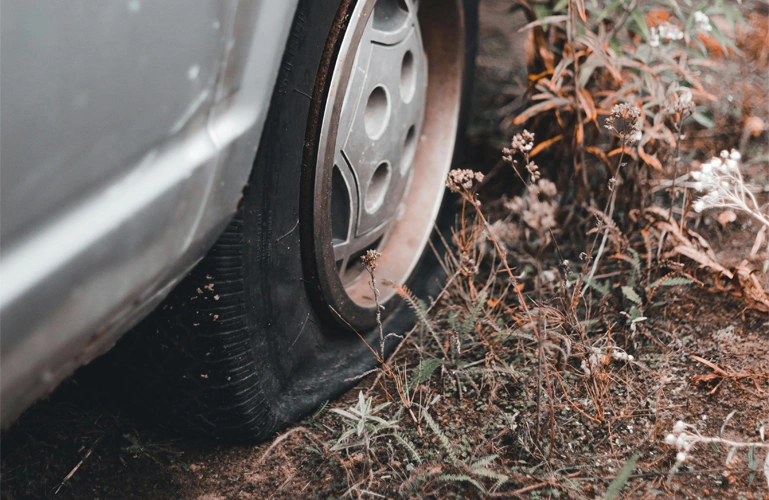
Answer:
[1,0,477,440]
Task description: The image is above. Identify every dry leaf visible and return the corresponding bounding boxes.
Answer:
[672,245,734,279]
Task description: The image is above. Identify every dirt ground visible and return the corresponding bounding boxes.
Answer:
[2,1,769,499]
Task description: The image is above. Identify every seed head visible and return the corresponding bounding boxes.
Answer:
[361,249,381,271]
[673,88,695,117]
[446,168,484,194]
[526,161,541,183]
[605,103,642,142]
[502,130,535,163]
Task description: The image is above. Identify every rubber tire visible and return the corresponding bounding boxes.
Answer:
[116,0,478,442]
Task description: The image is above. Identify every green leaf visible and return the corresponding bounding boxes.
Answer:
[661,277,693,287]
[423,411,458,465]
[436,474,486,493]
[622,286,642,305]
[411,358,445,387]
[748,445,757,470]
[578,57,600,89]
[605,453,640,500]
[395,433,422,464]
[333,428,356,448]
[692,109,715,129]
[552,0,569,14]
[628,248,642,288]
[584,276,610,297]
[330,408,359,422]
[461,292,486,336]
[532,3,551,21]
[629,9,651,40]
[471,455,499,470]
[596,0,623,23]
[309,400,329,421]
[651,276,694,288]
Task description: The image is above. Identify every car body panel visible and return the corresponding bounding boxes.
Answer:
[0,0,300,425]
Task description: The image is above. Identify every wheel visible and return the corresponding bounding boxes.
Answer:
[117,0,478,441]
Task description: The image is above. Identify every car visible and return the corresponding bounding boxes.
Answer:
[0,0,478,440]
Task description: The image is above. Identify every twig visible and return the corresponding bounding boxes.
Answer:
[54,436,102,495]
[690,355,769,394]
[581,128,631,296]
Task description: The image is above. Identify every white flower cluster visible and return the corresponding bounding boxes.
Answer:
[580,347,634,377]
[665,419,769,482]
[650,13,710,48]
[665,420,692,463]
[692,150,742,212]
[649,22,684,47]
[689,150,769,233]
[693,11,712,32]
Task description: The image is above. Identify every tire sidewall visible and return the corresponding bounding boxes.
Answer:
[242,0,479,430]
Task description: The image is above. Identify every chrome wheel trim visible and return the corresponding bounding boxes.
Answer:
[312,0,465,320]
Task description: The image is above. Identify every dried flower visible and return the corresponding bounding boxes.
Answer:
[361,249,381,271]
[536,179,557,197]
[458,251,478,276]
[526,161,541,183]
[486,220,521,251]
[446,168,484,194]
[605,103,643,143]
[673,88,696,117]
[503,130,541,184]
[503,130,535,162]
[507,179,559,235]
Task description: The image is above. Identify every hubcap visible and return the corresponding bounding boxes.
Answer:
[325,0,427,287]
[311,0,465,326]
